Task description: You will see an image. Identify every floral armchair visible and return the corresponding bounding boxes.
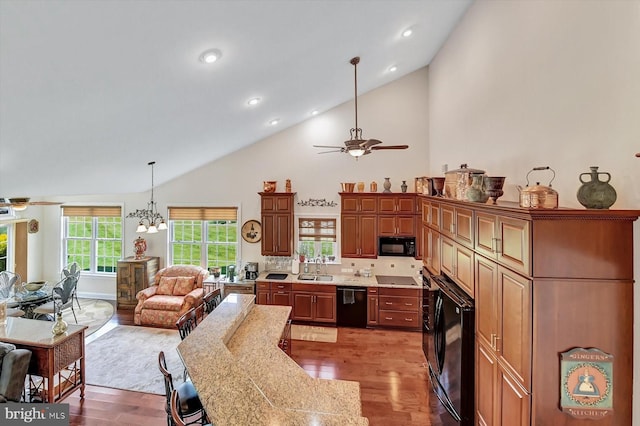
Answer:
[134,265,209,328]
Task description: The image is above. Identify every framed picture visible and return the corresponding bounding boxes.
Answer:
[241,220,262,243]
[28,219,39,234]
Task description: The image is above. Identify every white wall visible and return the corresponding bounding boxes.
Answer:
[29,67,429,296]
[427,1,639,423]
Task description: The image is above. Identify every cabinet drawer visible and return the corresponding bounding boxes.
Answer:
[271,282,291,291]
[256,281,270,290]
[379,287,420,297]
[378,310,420,327]
[379,296,419,311]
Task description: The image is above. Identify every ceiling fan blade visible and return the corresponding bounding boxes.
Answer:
[317,150,343,154]
[362,139,383,148]
[29,201,63,205]
[313,145,344,149]
[370,145,409,150]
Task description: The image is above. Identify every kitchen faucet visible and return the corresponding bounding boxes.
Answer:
[315,257,321,275]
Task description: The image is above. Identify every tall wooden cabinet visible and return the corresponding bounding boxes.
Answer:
[340,193,377,258]
[260,192,294,256]
[116,256,159,309]
[420,196,638,426]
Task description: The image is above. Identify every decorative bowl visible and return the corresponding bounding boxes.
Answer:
[263,181,277,193]
[24,281,46,292]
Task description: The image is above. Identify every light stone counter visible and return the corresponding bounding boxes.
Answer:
[256,271,421,289]
[177,294,369,425]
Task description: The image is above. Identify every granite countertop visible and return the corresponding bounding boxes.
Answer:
[177,294,369,425]
[255,271,421,289]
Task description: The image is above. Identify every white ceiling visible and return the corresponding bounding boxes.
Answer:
[0,0,471,197]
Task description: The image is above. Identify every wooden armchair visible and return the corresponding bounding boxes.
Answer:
[134,265,208,328]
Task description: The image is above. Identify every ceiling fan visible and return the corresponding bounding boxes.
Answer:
[314,56,409,159]
[0,197,62,211]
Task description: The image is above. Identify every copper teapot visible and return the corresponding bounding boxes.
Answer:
[517,166,559,209]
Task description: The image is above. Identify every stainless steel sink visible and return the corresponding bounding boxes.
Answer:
[297,274,333,281]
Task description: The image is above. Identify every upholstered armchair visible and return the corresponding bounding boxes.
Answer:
[134,265,208,328]
[0,342,32,403]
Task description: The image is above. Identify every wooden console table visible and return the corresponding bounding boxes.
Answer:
[0,317,87,402]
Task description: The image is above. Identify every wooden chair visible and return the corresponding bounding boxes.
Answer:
[170,389,211,426]
[202,289,222,315]
[159,351,205,426]
[176,305,205,340]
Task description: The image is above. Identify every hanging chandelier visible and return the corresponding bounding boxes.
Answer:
[126,161,167,234]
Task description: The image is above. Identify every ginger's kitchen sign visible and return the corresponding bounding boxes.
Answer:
[561,348,613,419]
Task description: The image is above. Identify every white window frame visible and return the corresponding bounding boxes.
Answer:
[0,222,14,272]
[294,213,340,264]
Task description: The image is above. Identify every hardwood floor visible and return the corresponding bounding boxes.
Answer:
[67,307,454,425]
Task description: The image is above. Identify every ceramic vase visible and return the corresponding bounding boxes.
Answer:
[401,180,408,193]
[52,311,68,335]
[383,178,392,193]
[370,181,377,192]
[357,182,365,192]
[577,166,617,209]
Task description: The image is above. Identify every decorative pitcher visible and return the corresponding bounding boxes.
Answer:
[577,166,617,209]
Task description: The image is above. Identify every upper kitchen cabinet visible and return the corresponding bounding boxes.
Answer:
[260,192,295,256]
[341,194,378,213]
[377,194,415,214]
[440,203,474,248]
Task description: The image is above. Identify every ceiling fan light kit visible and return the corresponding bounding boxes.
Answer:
[313,56,408,159]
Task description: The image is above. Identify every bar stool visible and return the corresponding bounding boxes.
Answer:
[158,351,206,426]
[170,390,212,426]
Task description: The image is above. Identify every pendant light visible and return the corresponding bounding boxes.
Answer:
[126,161,167,233]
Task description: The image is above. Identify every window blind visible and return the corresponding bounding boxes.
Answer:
[298,218,336,242]
[61,206,122,217]
[168,207,238,221]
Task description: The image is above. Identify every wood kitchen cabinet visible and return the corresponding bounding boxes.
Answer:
[341,194,377,213]
[116,256,159,309]
[377,195,415,214]
[291,283,336,323]
[423,225,441,276]
[377,215,415,236]
[420,195,638,426]
[440,236,474,297]
[260,192,294,256]
[341,214,377,258]
[367,287,378,326]
[256,281,292,306]
[376,287,420,331]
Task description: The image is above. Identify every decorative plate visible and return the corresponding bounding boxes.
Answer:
[241,220,262,243]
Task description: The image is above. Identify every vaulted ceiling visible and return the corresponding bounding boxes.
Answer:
[0,0,471,197]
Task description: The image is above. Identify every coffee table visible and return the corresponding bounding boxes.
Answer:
[0,317,87,402]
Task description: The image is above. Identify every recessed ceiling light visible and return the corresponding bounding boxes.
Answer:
[268,118,280,126]
[311,110,320,116]
[401,28,413,38]
[199,48,222,64]
[388,65,398,73]
[247,97,261,106]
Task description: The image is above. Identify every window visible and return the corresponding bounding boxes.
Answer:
[62,206,123,274]
[168,207,238,269]
[297,217,337,261]
[0,224,9,271]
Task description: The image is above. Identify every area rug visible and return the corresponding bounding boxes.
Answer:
[85,325,182,395]
[291,324,337,343]
[64,298,114,337]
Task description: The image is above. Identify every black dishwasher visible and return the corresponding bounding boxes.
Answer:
[336,286,367,328]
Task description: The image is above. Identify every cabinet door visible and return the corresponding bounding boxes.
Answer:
[454,243,474,297]
[429,202,440,230]
[497,365,531,426]
[396,196,415,213]
[498,267,532,390]
[271,291,291,306]
[273,214,292,256]
[475,255,499,350]
[476,341,497,426]
[341,215,359,257]
[262,194,292,212]
[359,215,377,258]
[367,295,378,325]
[441,204,455,239]
[291,293,314,321]
[421,199,430,225]
[256,290,270,305]
[440,237,455,278]
[454,207,474,247]
[261,214,276,255]
[314,293,336,323]
[415,219,423,260]
[377,216,397,236]
[396,215,415,236]
[497,217,530,276]
[341,196,359,213]
[476,211,498,259]
[359,196,377,213]
[378,197,397,213]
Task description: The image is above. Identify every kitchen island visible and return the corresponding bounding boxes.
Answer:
[177,293,368,425]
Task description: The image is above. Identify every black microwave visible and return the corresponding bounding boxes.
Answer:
[378,236,416,257]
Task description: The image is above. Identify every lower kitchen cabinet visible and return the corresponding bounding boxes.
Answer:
[376,287,420,330]
[291,283,336,323]
[256,281,292,306]
[367,287,378,326]
[477,341,531,426]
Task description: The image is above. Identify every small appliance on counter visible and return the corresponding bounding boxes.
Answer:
[227,264,236,282]
[245,262,259,280]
